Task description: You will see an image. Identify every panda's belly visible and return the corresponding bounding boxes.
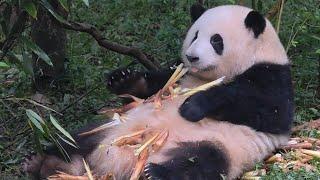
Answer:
[89,96,288,179]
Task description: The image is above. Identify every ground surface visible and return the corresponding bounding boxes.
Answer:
[0,0,319,179]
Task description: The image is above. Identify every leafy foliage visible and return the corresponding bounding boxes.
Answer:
[26,109,77,161]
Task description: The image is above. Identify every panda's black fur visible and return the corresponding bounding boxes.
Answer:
[23,4,294,180]
[145,141,230,179]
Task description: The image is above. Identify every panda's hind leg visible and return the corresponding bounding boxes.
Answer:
[22,153,85,179]
[144,141,230,180]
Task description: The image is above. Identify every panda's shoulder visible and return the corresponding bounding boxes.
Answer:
[237,62,291,82]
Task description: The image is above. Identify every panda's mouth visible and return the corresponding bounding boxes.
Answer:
[190,65,216,73]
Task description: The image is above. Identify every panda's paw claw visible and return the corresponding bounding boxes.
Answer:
[144,163,167,180]
[106,68,142,94]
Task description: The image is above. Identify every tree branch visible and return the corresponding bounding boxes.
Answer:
[237,0,245,5]
[0,10,28,60]
[58,20,161,71]
[197,0,205,6]
[266,0,287,19]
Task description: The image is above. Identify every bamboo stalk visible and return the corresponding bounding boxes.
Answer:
[134,132,161,156]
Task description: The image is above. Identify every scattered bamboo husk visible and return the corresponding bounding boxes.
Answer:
[241,177,261,180]
[48,171,89,180]
[78,113,124,136]
[80,159,93,180]
[292,119,320,133]
[134,131,162,156]
[130,148,149,180]
[242,169,266,177]
[111,129,147,146]
[300,149,320,158]
[182,76,225,97]
[48,171,114,180]
[243,120,320,178]
[151,130,169,152]
[97,94,144,116]
[265,153,284,163]
[281,142,313,150]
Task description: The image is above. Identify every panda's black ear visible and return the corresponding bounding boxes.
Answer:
[190,3,206,22]
[244,10,266,38]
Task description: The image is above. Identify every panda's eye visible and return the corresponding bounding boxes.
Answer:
[191,31,199,44]
[210,34,224,55]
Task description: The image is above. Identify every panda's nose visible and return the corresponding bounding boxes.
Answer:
[186,55,199,63]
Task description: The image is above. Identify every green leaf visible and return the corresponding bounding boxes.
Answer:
[0,5,12,37]
[311,35,320,41]
[50,134,71,162]
[21,37,53,66]
[22,51,34,76]
[56,133,78,149]
[26,109,45,133]
[58,0,69,11]
[0,62,9,68]
[26,109,45,124]
[316,49,320,54]
[41,0,70,25]
[22,2,37,19]
[82,0,89,7]
[50,115,76,144]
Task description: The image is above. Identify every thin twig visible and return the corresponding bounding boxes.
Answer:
[237,0,245,5]
[285,17,309,53]
[58,20,161,71]
[0,100,17,118]
[59,83,102,113]
[276,0,285,33]
[0,11,28,60]
[4,97,62,116]
[266,0,286,19]
[292,119,320,133]
[197,0,205,6]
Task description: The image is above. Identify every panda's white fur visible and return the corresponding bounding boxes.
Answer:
[23,5,292,180]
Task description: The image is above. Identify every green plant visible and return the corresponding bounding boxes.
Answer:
[26,109,77,161]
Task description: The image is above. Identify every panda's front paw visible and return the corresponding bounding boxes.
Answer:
[179,92,208,122]
[106,68,145,95]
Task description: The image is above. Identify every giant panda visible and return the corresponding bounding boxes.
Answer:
[23,4,294,180]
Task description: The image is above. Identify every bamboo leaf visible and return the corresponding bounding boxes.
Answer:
[21,37,53,66]
[82,0,89,7]
[21,1,38,19]
[26,109,45,133]
[0,62,9,68]
[58,0,69,11]
[311,35,320,41]
[50,115,76,144]
[56,133,78,149]
[50,134,71,162]
[22,51,34,76]
[41,0,70,25]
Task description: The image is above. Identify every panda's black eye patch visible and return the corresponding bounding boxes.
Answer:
[191,31,199,44]
[210,34,223,55]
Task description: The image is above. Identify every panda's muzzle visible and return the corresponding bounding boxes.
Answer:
[186,55,199,63]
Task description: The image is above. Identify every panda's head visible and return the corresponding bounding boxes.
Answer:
[182,5,289,81]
